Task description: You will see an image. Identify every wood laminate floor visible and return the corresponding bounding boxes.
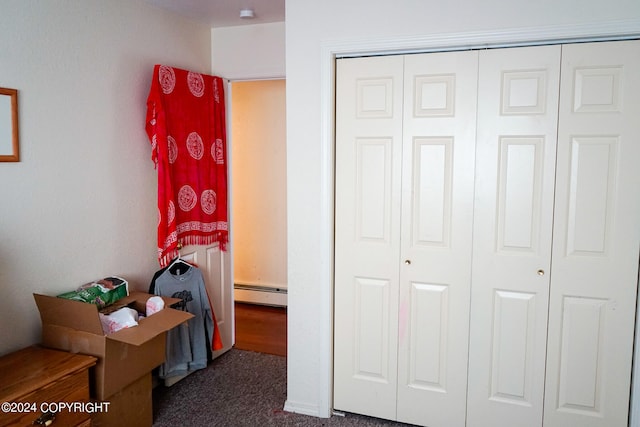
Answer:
[234,302,287,357]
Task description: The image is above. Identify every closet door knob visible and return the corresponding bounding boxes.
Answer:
[537,269,545,276]
[405,260,411,265]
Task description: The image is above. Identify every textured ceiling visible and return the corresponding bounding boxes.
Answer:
[146,0,285,28]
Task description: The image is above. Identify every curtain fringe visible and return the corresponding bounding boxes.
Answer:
[159,233,228,267]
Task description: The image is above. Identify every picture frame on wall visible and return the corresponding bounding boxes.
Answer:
[0,87,19,162]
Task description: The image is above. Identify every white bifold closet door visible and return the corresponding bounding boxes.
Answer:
[334,40,640,427]
[396,51,478,427]
[334,54,404,422]
[466,44,562,427]
[468,40,640,427]
[544,40,640,427]
[334,50,478,426]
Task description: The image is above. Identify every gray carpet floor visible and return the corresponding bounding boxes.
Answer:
[152,349,414,426]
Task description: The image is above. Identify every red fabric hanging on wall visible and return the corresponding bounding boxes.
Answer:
[146,65,228,267]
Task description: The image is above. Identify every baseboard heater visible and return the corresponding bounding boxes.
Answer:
[234,283,287,307]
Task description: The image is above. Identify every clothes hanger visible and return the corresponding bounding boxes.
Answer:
[168,249,192,276]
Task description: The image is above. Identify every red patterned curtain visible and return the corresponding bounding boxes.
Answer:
[146,65,228,267]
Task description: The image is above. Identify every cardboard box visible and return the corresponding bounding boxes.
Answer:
[91,373,152,427]
[33,291,193,400]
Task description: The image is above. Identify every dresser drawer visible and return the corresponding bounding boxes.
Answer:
[1,369,90,427]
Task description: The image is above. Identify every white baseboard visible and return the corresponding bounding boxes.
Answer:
[234,283,287,307]
[283,399,325,418]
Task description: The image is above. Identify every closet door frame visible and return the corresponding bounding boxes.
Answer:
[287,20,640,420]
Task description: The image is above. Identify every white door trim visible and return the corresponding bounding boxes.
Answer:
[310,18,640,421]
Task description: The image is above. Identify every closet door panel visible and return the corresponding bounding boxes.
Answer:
[544,39,640,427]
[489,290,537,401]
[397,50,478,427]
[467,45,561,427]
[334,55,404,421]
[411,138,453,246]
[497,137,545,251]
[565,137,617,255]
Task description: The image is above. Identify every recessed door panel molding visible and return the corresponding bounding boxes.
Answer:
[573,67,622,113]
[557,296,607,415]
[353,277,391,381]
[407,282,449,392]
[497,137,544,253]
[501,69,547,115]
[545,40,640,427]
[413,74,456,117]
[357,77,395,119]
[467,44,561,427]
[356,138,393,242]
[489,290,536,405]
[411,137,452,247]
[566,136,617,256]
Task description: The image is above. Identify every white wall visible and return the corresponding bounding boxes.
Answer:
[284,0,640,418]
[212,22,286,80]
[0,0,212,356]
[211,22,287,305]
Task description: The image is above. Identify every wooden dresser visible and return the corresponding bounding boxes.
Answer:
[0,346,96,427]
